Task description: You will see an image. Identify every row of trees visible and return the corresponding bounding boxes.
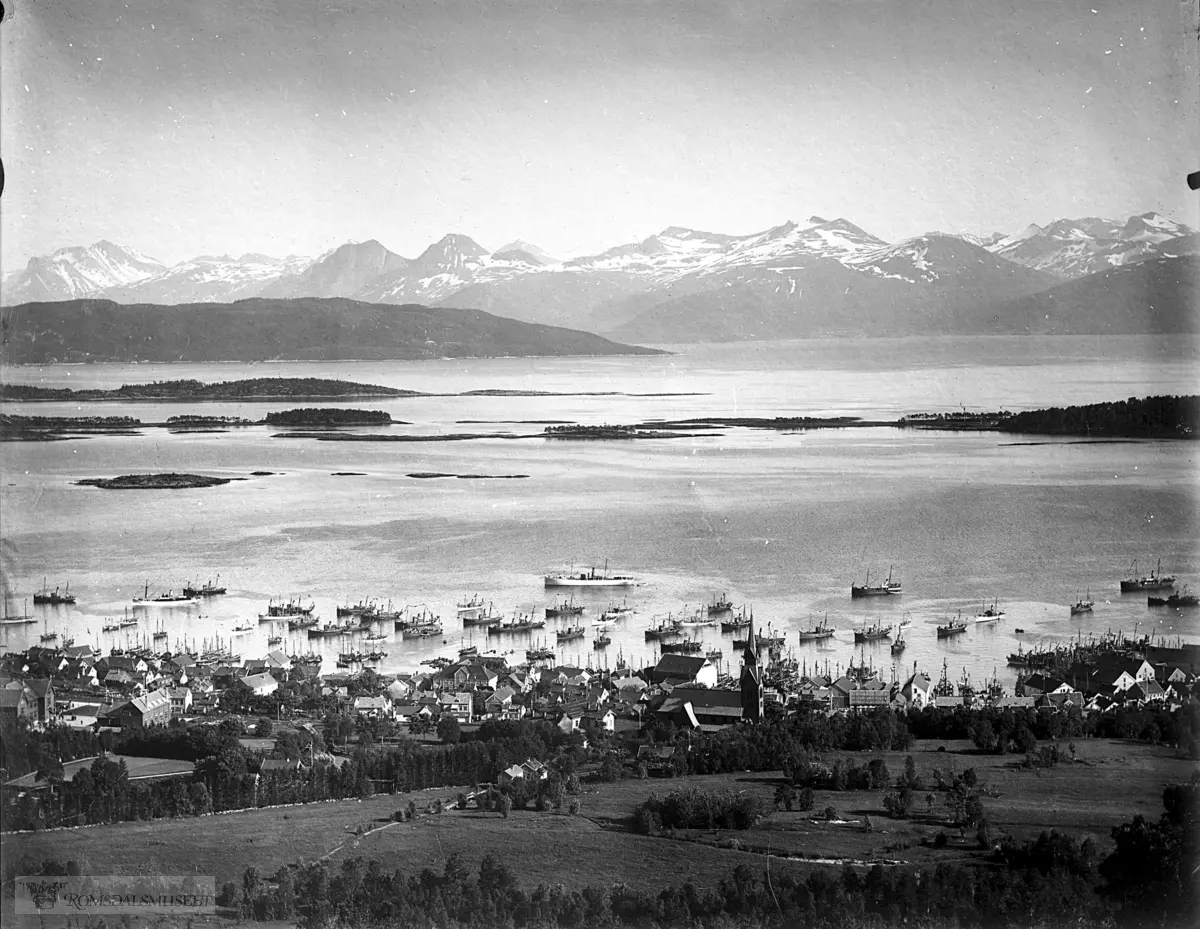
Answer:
[999,395,1199,438]
[635,787,769,834]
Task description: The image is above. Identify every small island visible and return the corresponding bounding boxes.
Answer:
[263,408,393,426]
[76,473,237,490]
[407,472,530,479]
[543,424,707,439]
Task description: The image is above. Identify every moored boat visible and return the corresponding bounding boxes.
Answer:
[601,599,635,621]
[1167,586,1199,607]
[707,592,733,615]
[33,579,76,605]
[487,613,545,635]
[546,596,584,618]
[545,560,636,587]
[854,620,890,643]
[797,615,835,642]
[645,616,682,640]
[974,600,1005,623]
[937,612,968,638]
[851,566,901,598]
[890,630,906,654]
[1069,590,1094,615]
[183,576,226,597]
[260,598,315,620]
[556,624,585,642]
[1120,559,1176,592]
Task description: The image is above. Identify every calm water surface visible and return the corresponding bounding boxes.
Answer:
[2,336,1197,690]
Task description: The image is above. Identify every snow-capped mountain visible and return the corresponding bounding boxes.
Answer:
[4,241,166,303]
[6,208,1192,341]
[982,212,1196,280]
[105,253,312,304]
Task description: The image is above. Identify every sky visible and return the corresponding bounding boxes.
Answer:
[2,0,1197,270]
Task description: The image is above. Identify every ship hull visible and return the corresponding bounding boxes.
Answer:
[545,577,634,587]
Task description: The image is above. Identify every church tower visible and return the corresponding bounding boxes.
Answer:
[740,614,764,723]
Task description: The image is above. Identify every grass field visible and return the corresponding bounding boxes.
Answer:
[6,738,1194,895]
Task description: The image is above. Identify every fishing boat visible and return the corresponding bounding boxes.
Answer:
[797,615,835,642]
[462,602,501,626]
[661,638,702,654]
[119,612,139,628]
[705,647,723,662]
[720,610,752,633]
[40,629,58,642]
[487,613,545,635]
[679,608,715,628]
[457,594,489,620]
[890,629,906,654]
[601,600,635,621]
[183,576,226,597]
[851,566,901,598]
[152,620,168,641]
[288,615,319,631]
[898,612,913,629]
[337,599,378,618]
[544,560,637,588]
[260,598,316,620]
[594,631,612,649]
[1167,586,1199,607]
[526,643,556,661]
[645,616,682,640]
[974,600,1005,623]
[937,613,968,638]
[266,632,283,646]
[1120,559,1176,592]
[458,644,479,659]
[707,592,734,615]
[546,596,584,618]
[33,579,76,605]
[556,624,585,642]
[297,652,322,667]
[1070,590,1094,615]
[755,624,786,648]
[365,630,389,642]
[230,620,255,635]
[854,620,891,643]
[308,622,354,639]
[1007,644,1028,667]
[402,621,444,639]
[367,649,387,661]
[1147,595,1169,607]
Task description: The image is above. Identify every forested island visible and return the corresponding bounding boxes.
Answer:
[0,377,420,402]
[263,408,393,426]
[76,473,237,489]
[998,395,1198,438]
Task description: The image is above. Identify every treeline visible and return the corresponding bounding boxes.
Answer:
[14,773,1184,928]
[264,407,392,426]
[0,414,140,428]
[999,395,1199,438]
[1,718,584,832]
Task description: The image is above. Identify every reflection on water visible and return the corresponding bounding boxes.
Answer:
[2,336,1197,691]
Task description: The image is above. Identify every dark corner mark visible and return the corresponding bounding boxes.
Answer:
[1189,171,1200,192]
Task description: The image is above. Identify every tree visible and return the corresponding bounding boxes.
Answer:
[498,793,513,819]
[256,717,273,738]
[437,715,461,744]
[774,784,797,812]
[567,797,580,816]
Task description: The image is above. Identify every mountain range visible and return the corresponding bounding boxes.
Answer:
[3,211,1195,343]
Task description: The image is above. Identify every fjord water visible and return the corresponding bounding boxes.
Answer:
[2,335,1197,690]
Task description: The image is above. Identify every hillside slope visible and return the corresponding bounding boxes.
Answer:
[0,298,663,363]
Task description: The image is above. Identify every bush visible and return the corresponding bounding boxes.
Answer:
[567,797,580,816]
[498,794,513,819]
[796,787,815,812]
[934,832,948,848]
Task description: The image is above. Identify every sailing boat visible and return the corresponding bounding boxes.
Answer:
[40,614,58,642]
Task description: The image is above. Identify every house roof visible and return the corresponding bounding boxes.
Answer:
[242,672,277,691]
[671,687,743,709]
[0,690,29,708]
[653,654,709,679]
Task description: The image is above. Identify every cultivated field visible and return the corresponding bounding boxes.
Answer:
[6,738,1194,894]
